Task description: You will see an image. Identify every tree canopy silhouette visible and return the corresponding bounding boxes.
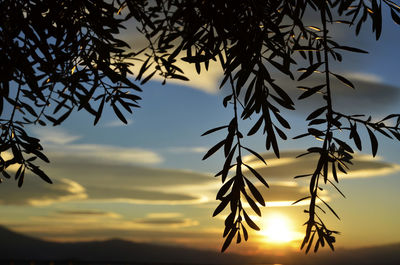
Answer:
[1,0,400,253]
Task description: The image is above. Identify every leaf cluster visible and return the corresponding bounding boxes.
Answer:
[0,0,146,184]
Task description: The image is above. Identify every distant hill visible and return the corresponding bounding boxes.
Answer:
[0,226,251,264]
[0,226,399,265]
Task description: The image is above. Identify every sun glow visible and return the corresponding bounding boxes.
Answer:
[262,214,297,244]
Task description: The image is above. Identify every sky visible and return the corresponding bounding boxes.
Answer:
[1,5,400,257]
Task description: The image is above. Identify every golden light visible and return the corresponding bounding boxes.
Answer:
[262,214,297,244]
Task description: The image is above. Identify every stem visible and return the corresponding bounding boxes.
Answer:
[305,1,335,245]
[8,76,22,126]
[229,74,242,158]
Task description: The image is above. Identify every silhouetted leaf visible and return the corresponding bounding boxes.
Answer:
[336,45,368,53]
[298,62,323,81]
[216,177,235,200]
[242,146,267,165]
[332,73,354,89]
[298,84,325,100]
[202,125,229,136]
[319,196,340,220]
[243,210,260,231]
[241,223,248,241]
[213,196,230,217]
[243,190,261,216]
[30,164,52,184]
[392,8,400,25]
[248,116,263,136]
[221,227,237,252]
[203,139,226,160]
[367,128,378,157]
[244,177,265,206]
[307,106,327,121]
[292,196,311,205]
[94,97,105,126]
[112,104,128,124]
[244,164,269,188]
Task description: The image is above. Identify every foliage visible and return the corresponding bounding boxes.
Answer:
[1,0,400,253]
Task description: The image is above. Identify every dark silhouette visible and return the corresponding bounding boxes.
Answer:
[1,226,399,265]
[1,0,400,252]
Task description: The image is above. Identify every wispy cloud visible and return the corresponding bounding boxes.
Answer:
[243,151,400,180]
[56,210,121,218]
[102,119,133,127]
[132,212,198,228]
[31,127,163,165]
[12,153,212,205]
[32,127,81,145]
[272,73,400,116]
[344,72,383,83]
[0,177,87,206]
[166,146,208,154]
[46,144,163,165]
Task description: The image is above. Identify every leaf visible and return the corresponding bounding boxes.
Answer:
[94,97,105,126]
[319,196,340,220]
[241,224,248,241]
[305,231,316,254]
[15,165,23,180]
[307,106,327,121]
[308,119,326,126]
[31,150,50,163]
[216,178,235,200]
[202,139,226,160]
[274,112,291,129]
[248,116,263,136]
[298,84,325,100]
[243,190,261,216]
[224,134,235,157]
[242,146,267,165]
[221,145,237,182]
[18,168,25,187]
[2,171,11,179]
[327,179,346,198]
[294,173,312,179]
[292,196,311,205]
[243,210,260,231]
[350,124,362,151]
[293,132,311,139]
[221,227,237,252]
[336,46,368,54]
[298,62,323,81]
[244,177,265,206]
[244,164,269,188]
[332,73,354,89]
[367,127,378,157]
[213,196,230,217]
[236,231,241,244]
[334,138,354,153]
[53,109,72,126]
[30,165,52,184]
[332,162,338,183]
[201,125,228,136]
[171,73,189,81]
[112,104,128,124]
[140,70,156,85]
[326,235,335,251]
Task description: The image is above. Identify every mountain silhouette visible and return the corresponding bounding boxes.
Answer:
[0,226,250,264]
[0,225,399,265]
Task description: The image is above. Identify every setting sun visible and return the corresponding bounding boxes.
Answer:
[262,214,298,244]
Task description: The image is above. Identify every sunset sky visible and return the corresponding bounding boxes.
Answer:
[1,8,400,256]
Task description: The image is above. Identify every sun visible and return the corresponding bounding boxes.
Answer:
[262,214,296,244]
